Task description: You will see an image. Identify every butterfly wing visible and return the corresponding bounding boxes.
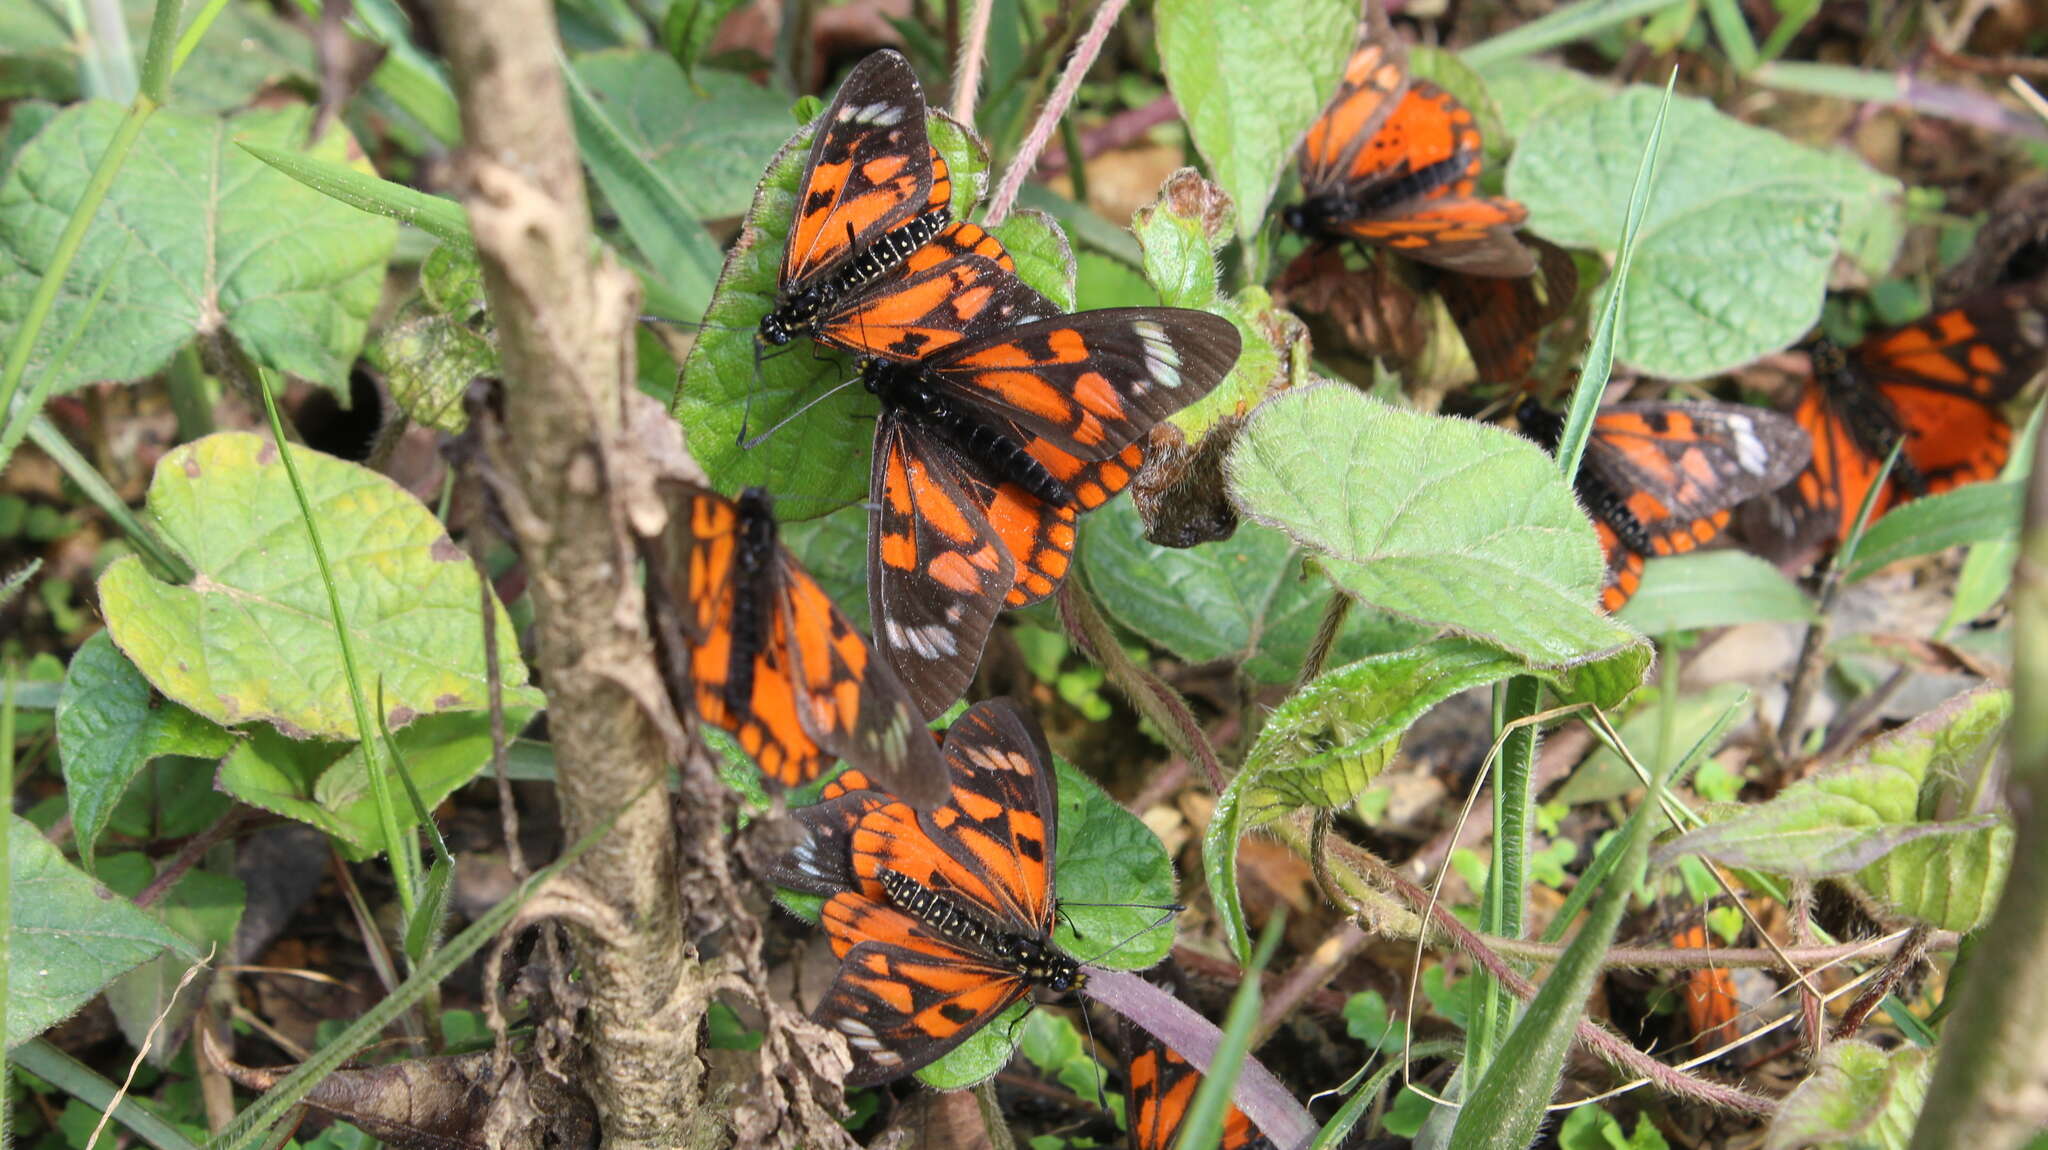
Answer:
[846,698,1060,933]
[816,221,1057,363]
[782,50,943,292]
[775,551,951,810]
[1578,402,1811,608]
[641,482,837,788]
[1298,43,1408,197]
[815,892,1032,1086]
[1433,235,1578,383]
[918,308,1243,459]
[869,415,1016,719]
[1125,1030,1276,1150]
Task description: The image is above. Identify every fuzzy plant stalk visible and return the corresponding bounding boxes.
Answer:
[1909,413,2048,1150]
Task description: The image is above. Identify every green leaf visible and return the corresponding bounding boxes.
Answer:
[7,814,194,1045]
[991,210,1079,313]
[1660,688,2012,931]
[97,855,245,1064]
[1342,990,1409,1054]
[217,710,532,859]
[364,304,494,433]
[1472,59,1609,142]
[1126,172,1284,436]
[1843,481,2020,583]
[1765,1041,1928,1150]
[1559,1107,1671,1150]
[1617,551,1815,633]
[0,103,397,395]
[672,109,1009,510]
[97,432,538,741]
[56,631,234,868]
[1448,747,1659,1150]
[1507,87,1903,378]
[659,0,748,75]
[1,0,311,111]
[565,53,723,320]
[1227,383,1648,670]
[1155,0,1358,242]
[1019,1012,1121,1124]
[1079,497,1434,686]
[1051,758,1176,969]
[571,55,791,223]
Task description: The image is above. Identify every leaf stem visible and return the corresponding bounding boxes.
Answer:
[984,0,1130,226]
[1057,579,1228,793]
[252,365,418,920]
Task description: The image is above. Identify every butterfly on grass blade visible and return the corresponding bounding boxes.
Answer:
[1124,1025,1275,1150]
[1742,284,2048,566]
[1285,41,1534,278]
[638,479,949,809]
[757,49,956,350]
[1518,400,1811,612]
[774,698,1079,1086]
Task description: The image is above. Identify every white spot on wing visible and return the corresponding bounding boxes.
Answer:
[1729,414,1770,476]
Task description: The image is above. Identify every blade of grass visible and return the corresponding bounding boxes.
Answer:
[11,1042,202,1150]
[26,417,192,583]
[1448,751,1666,1150]
[82,0,141,103]
[0,561,40,611]
[1755,0,1821,62]
[1463,0,1687,66]
[200,776,651,1150]
[1311,1040,1463,1149]
[1468,66,1676,1084]
[3,660,14,1149]
[1177,913,1286,1150]
[560,50,720,320]
[1701,0,1759,72]
[282,0,461,144]
[252,365,419,919]
[236,143,473,250]
[0,232,129,474]
[381,686,456,964]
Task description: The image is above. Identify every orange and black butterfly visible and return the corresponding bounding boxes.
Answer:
[638,480,949,809]
[1125,1027,1275,1150]
[1517,400,1811,612]
[1285,41,1534,278]
[774,698,1077,1086]
[1672,924,1741,1051]
[757,49,956,349]
[1742,284,2048,565]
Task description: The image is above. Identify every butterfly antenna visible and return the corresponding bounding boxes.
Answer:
[739,375,866,450]
[1071,904,1185,968]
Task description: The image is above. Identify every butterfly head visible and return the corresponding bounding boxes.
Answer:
[1809,336,1850,385]
[1282,195,1344,238]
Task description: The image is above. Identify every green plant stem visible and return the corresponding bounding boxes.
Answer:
[166,343,213,440]
[27,418,192,582]
[169,0,233,74]
[1910,415,2048,1150]
[0,232,127,475]
[252,365,418,920]
[1470,674,1542,1080]
[3,660,15,1141]
[12,1041,201,1150]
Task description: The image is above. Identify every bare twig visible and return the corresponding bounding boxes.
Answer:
[985,0,1131,226]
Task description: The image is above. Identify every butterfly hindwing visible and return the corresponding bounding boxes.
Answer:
[1124,1026,1276,1150]
[817,221,1057,363]
[869,420,1017,719]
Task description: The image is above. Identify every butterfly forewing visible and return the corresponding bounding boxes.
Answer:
[1298,43,1406,197]
[782,51,941,290]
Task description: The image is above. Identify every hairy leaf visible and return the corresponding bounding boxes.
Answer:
[1619,551,1815,633]
[1765,1041,1929,1150]
[0,104,396,394]
[98,433,538,741]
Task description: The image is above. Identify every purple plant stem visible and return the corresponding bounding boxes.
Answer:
[985,0,1132,226]
[1083,967,1317,1150]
